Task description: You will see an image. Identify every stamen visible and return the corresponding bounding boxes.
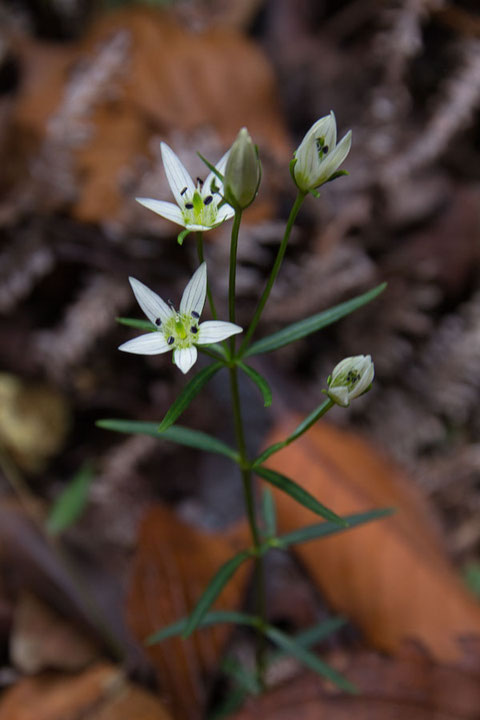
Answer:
[204,195,213,206]
[185,203,194,209]
[191,326,198,334]
[323,146,329,154]
[196,177,204,186]
[180,187,188,196]
[167,299,175,309]
[191,311,200,319]
[167,336,175,345]
[155,318,162,326]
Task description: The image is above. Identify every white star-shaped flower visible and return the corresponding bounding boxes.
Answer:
[293,111,352,193]
[119,263,242,374]
[326,355,374,407]
[136,142,235,235]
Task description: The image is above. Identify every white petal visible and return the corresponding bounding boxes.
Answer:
[136,198,185,227]
[161,142,195,206]
[180,263,207,317]
[129,277,172,325]
[204,149,230,195]
[215,204,235,224]
[197,320,243,345]
[119,333,171,355]
[174,346,198,374]
[322,130,352,180]
[184,222,218,232]
[323,110,337,150]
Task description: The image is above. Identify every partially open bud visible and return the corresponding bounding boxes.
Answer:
[292,111,352,194]
[326,355,374,407]
[224,128,261,210]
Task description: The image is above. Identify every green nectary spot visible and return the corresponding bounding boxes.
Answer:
[192,191,204,215]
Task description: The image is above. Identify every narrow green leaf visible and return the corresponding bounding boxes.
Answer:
[262,487,277,539]
[256,466,347,527]
[147,610,257,645]
[222,657,261,695]
[237,361,272,407]
[291,616,346,650]
[96,419,239,461]
[46,463,94,536]
[116,317,156,331]
[265,625,356,693]
[158,362,223,432]
[197,152,225,183]
[277,508,394,549]
[183,551,252,637]
[244,282,386,357]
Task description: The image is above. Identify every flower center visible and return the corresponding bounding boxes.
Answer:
[182,188,218,227]
[162,311,199,349]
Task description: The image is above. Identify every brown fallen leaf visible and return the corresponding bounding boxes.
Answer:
[262,419,480,662]
[12,7,289,223]
[231,644,480,720]
[126,504,250,720]
[10,591,100,674]
[0,662,171,720]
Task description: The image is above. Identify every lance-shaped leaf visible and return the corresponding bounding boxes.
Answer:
[147,610,257,645]
[46,462,94,536]
[183,551,252,637]
[264,624,356,693]
[116,317,156,331]
[276,508,395,549]
[238,361,272,407]
[256,466,346,526]
[244,282,386,357]
[96,419,239,461]
[159,361,223,431]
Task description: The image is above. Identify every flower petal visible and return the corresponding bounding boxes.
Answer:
[129,277,172,325]
[136,198,185,227]
[174,346,198,374]
[327,386,350,407]
[180,263,207,317]
[215,204,235,224]
[204,149,230,196]
[323,130,352,180]
[161,142,195,206]
[119,332,171,355]
[197,320,243,344]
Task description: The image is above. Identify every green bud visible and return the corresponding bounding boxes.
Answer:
[224,128,261,210]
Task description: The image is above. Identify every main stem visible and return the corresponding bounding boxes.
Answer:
[229,366,267,687]
[239,190,306,354]
[227,207,266,684]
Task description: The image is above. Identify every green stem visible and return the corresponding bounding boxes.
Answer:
[228,210,243,327]
[229,366,267,688]
[239,190,306,354]
[196,232,217,320]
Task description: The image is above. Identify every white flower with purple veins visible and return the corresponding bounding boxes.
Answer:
[136,142,235,235]
[293,111,352,193]
[119,263,242,374]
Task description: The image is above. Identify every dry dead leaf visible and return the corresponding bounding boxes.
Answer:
[263,418,480,662]
[231,644,480,720]
[126,504,250,720]
[0,663,171,720]
[12,7,289,223]
[10,592,100,674]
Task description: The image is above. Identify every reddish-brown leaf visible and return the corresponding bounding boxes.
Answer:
[126,504,250,720]
[263,419,480,662]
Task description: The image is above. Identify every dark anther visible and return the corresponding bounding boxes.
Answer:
[155,318,162,326]
[323,146,329,154]
[191,311,200,319]
[167,336,175,345]
[185,203,194,209]
[180,187,188,196]
[191,326,198,334]
[196,177,204,186]
[204,195,213,205]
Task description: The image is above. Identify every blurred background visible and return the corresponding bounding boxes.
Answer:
[1,1,480,718]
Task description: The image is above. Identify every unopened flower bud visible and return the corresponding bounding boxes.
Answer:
[224,128,261,210]
[326,355,374,407]
[292,111,352,194]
